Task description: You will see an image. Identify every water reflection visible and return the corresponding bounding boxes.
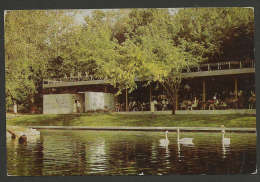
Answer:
[7,136,44,176]
[222,131,231,159]
[7,130,256,176]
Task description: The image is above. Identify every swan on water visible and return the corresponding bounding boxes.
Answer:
[251,166,258,174]
[221,126,230,146]
[177,128,193,145]
[221,126,230,158]
[138,172,144,176]
[159,130,169,147]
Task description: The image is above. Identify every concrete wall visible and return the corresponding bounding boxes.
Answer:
[175,109,256,115]
[43,94,79,114]
[43,92,115,114]
[84,92,114,111]
[116,109,256,115]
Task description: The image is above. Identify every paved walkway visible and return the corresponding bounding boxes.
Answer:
[28,126,256,133]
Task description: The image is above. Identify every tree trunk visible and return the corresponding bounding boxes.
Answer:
[171,96,176,115]
[31,97,36,114]
[172,105,176,115]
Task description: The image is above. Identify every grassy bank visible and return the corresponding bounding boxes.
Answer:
[6,113,256,128]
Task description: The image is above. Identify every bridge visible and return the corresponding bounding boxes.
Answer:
[43,60,255,88]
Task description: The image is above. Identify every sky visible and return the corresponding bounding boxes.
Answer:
[74,8,179,24]
[4,8,180,25]
[4,8,182,26]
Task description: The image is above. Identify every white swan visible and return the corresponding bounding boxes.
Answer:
[251,166,258,174]
[177,128,193,145]
[221,127,230,146]
[221,126,230,158]
[138,172,144,176]
[159,130,169,147]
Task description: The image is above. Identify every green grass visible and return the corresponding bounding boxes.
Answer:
[6,113,256,128]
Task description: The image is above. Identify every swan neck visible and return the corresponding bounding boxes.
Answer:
[165,132,168,140]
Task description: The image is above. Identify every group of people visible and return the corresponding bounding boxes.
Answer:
[180,89,256,110]
[115,96,171,112]
[115,89,256,112]
[180,95,226,110]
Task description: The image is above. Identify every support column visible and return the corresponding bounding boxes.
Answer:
[202,79,206,110]
[234,77,238,99]
[150,84,152,104]
[234,77,238,109]
[125,88,129,112]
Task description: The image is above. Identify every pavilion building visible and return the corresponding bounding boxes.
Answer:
[42,60,255,114]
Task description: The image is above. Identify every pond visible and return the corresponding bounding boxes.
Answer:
[7,130,256,176]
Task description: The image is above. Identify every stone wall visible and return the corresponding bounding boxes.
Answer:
[43,94,77,114]
[84,92,114,111]
[43,92,114,114]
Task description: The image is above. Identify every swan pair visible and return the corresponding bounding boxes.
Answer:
[159,129,194,147]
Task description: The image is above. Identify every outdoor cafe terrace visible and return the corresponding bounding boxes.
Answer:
[43,59,255,88]
[41,59,255,113]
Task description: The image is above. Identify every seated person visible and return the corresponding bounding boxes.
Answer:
[219,101,227,109]
[132,101,137,111]
[186,100,192,110]
[208,99,215,110]
[161,99,168,111]
[115,103,120,112]
[180,101,186,110]
[191,97,198,110]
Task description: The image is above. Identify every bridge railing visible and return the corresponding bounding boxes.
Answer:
[43,60,255,85]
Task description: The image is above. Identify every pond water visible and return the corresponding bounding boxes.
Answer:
[7,130,256,176]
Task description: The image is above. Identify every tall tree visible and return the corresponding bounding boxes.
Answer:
[5,10,80,112]
[171,8,254,62]
[127,9,201,114]
[87,9,202,114]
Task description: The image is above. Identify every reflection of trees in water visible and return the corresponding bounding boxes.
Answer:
[42,133,87,175]
[103,139,140,174]
[7,138,43,176]
[7,131,257,175]
[84,138,108,174]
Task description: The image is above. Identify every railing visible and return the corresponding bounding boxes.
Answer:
[43,73,106,85]
[43,60,255,85]
[184,59,255,73]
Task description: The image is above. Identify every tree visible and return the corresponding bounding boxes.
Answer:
[171,8,254,62]
[130,9,201,114]
[87,9,202,114]
[5,10,80,112]
[5,8,253,114]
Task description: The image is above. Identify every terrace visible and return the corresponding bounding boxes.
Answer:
[42,60,255,88]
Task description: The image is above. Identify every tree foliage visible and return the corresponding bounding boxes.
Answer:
[5,8,254,113]
[5,10,80,112]
[172,8,254,62]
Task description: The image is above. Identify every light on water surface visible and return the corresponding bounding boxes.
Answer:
[7,130,256,176]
